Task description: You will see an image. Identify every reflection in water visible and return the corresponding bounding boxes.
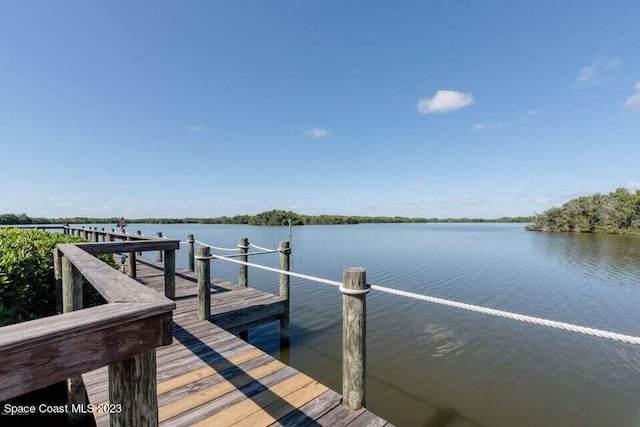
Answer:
[534,232,640,288]
[420,323,466,358]
[424,407,458,427]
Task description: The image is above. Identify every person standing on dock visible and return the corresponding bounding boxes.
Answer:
[117,216,127,233]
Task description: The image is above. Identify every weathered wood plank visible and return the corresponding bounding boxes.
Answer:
[159,358,288,422]
[234,379,328,427]
[191,373,314,427]
[0,312,167,401]
[162,367,299,427]
[157,347,267,395]
[77,240,180,255]
[315,404,366,427]
[269,389,342,427]
[57,244,174,304]
[348,410,388,427]
[211,300,286,331]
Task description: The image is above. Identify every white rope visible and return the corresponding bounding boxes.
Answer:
[194,239,238,251]
[193,247,640,345]
[196,254,342,287]
[249,242,277,252]
[222,250,280,258]
[339,286,371,295]
[368,284,640,345]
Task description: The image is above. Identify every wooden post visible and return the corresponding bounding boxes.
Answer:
[342,267,367,410]
[197,247,211,320]
[127,236,137,279]
[53,248,63,314]
[62,256,82,313]
[82,226,87,239]
[93,227,99,242]
[62,256,87,420]
[187,234,195,272]
[136,230,142,255]
[238,238,248,287]
[101,227,105,242]
[156,232,163,262]
[109,350,158,427]
[107,232,114,242]
[164,249,175,300]
[279,241,291,345]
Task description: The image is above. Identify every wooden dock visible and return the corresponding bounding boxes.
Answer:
[82,256,389,427]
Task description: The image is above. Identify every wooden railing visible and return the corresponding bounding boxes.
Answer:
[0,226,178,426]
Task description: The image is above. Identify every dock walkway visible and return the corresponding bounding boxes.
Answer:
[82,257,389,426]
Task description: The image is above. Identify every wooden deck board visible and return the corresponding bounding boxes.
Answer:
[82,256,387,427]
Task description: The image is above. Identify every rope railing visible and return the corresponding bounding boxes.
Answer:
[221,250,281,258]
[194,239,238,251]
[195,251,640,345]
[249,242,277,252]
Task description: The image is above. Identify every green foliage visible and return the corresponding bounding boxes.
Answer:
[1,212,534,227]
[0,228,113,327]
[527,188,640,234]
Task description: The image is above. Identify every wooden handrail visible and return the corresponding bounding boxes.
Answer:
[0,237,177,426]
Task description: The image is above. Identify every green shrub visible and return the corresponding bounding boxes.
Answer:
[0,228,113,327]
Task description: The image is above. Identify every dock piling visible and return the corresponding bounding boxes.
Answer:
[155,232,163,262]
[127,236,137,279]
[197,246,211,321]
[239,238,248,287]
[342,267,367,410]
[164,249,176,300]
[187,234,195,272]
[279,241,291,345]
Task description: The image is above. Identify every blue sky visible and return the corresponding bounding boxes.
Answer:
[1,1,639,218]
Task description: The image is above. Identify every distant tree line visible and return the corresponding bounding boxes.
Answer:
[1,210,533,226]
[526,188,640,234]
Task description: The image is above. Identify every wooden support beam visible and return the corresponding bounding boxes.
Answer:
[239,238,248,287]
[342,267,367,410]
[156,232,163,262]
[197,246,211,321]
[109,350,158,427]
[137,230,142,255]
[164,249,175,300]
[279,241,291,346]
[53,248,63,314]
[187,234,195,272]
[127,236,137,279]
[62,256,86,421]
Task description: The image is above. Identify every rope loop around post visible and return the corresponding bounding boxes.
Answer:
[339,285,371,296]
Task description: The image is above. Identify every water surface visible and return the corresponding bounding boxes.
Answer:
[90,223,640,427]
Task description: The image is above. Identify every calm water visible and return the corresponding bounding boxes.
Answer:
[90,223,640,427]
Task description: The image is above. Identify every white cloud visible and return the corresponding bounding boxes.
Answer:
[573,57,620,87]
[470,121,507,132]
[411,184,424,192]
[417,90,474,114]
[627,181,640,190]
[472,110,541,132]
[625,82,640,111]
[188,125,213,133]
[305,127,332,138]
